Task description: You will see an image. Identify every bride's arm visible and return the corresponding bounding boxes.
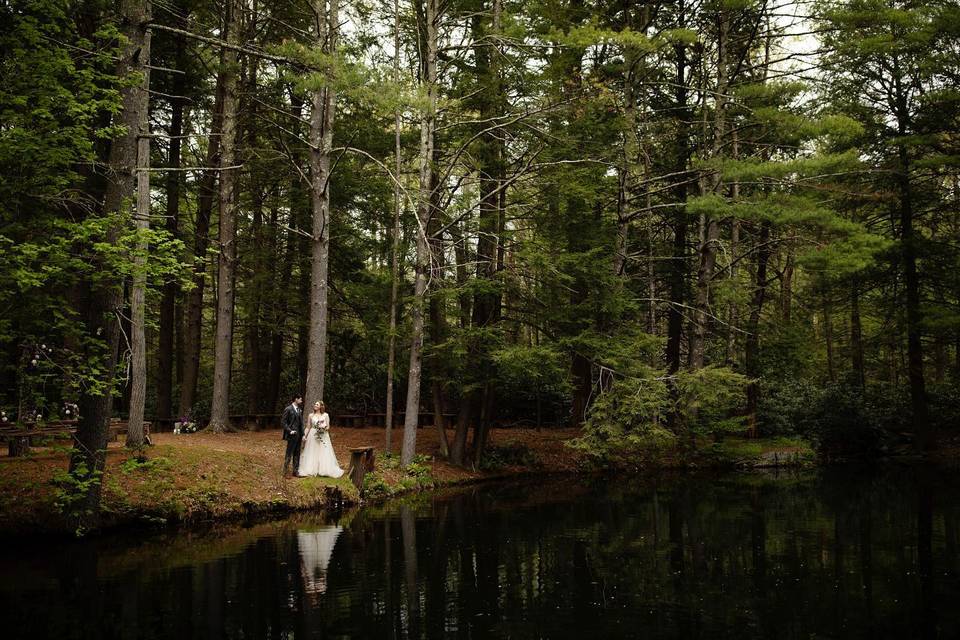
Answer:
[321,412,330,431]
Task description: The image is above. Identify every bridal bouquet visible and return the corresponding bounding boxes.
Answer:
[314,420,329,440]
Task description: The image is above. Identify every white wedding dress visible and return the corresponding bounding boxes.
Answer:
[298,412,345,478]
[298,526,343,595]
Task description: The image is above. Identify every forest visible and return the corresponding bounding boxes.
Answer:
[2,0,959,490]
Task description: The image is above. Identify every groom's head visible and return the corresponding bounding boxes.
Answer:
[292,394,303,407]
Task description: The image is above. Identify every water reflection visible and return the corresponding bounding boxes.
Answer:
[297,526,342,596]
[2,466,959,639]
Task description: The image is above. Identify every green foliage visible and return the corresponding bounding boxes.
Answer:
[119,455,173,475]
[548,21,659,51]
[51,461,102,536]
[404,457,434,486]
[570,376,675,464]
[677,366,751,436]
[478,443,540,471]
[361,473,394,501]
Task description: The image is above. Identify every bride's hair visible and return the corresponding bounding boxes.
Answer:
[314,401,325,412]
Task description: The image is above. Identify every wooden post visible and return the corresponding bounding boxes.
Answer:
[9,435,30,457]
[348,446,375,490]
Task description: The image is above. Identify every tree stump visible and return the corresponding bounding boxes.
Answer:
[8,435,30,457]
[348,447,375,490]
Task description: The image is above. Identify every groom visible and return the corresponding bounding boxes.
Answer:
[281,394,304,476]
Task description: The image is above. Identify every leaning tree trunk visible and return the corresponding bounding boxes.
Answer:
[126,35,153,447]
[401,0,438,467]
[72,0,151,530]
[304,0,339,407]
[207,0,242,433]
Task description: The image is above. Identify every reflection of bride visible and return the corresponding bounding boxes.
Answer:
[298,526,343,595]
[298,401,345,478]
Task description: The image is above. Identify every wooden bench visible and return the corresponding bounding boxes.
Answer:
[347,446,375,489]
[1,420,78,455]
[108,419,152,442]
[1,419,151,456]
[0,426,32,456]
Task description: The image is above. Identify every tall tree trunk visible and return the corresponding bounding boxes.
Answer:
[892,62,928,448]
[126,26,153,447]
[385,0,403,452]
[401,0,438,467]
[898,139,928,444]
[824,298,835,382]
[268,218,298,413]
[207,0,242,433]
[72,0,151,529]
[780,248,794,322]
[851,278,865,388]
[179,53,227,418]
[614,8,648,278]
[469,0,504,466]
[427,186,450,458]
[304,0,339,407]
[267,94,306,412]
[689,8,729,372]
[450,219,472,328]
[243,29,264,414]
[665,0,691,430]
[725,130,740,364]
[156,38,187,423]
[745,222,771,435]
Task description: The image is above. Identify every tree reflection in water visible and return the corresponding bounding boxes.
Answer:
[2,467,960,639]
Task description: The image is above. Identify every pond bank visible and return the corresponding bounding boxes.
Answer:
[0,427,815,537]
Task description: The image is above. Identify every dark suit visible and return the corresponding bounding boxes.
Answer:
[281,403,303,474]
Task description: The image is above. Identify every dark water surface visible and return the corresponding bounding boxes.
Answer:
[3,466,960,639]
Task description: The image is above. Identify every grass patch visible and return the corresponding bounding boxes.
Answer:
[478,443,540,471]
[0,440,360,536]
[701,436,816,467]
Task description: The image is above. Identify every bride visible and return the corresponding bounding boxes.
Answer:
[298,401,345,478]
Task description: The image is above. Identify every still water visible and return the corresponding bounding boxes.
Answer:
[3,466,959,639]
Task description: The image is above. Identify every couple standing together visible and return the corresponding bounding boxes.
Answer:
[281,396,345,478]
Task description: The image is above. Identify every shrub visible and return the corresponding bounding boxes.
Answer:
[478,443,539,470]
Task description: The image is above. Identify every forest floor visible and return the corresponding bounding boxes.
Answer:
[0,426,813,537]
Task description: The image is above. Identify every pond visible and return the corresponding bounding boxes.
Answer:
[2,465,959,639]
